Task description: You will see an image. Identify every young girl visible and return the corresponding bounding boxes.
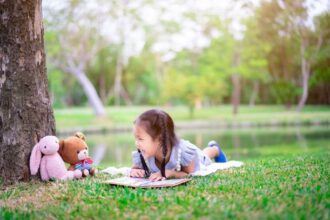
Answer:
[130,109,227,181]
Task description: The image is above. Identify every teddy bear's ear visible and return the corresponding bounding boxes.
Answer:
[58,139,65,155]
[75,132,86,141]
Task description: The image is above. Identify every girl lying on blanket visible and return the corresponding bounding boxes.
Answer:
[130,109,227,181]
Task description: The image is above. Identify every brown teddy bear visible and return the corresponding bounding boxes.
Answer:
[59,132,97,177]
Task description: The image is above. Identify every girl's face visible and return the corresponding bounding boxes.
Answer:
[133,124,160,159]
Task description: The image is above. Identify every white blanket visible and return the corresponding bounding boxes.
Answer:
[101,160,243,177]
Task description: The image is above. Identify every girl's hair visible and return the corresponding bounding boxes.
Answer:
[134,109,178,178]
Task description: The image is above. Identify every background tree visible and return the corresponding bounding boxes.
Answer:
[279,0,327,111]
[240,17,271,107]
[41,0,329,113]
[0,0,55,184]
[44,0,106,116]
[309,13,330,104]
[255,0,328,109]
[255,0,301,108]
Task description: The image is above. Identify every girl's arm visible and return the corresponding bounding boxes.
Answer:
[130,165,145,178]
[149,169,188,181]
[131,165,141,169]
[165,160,195,178]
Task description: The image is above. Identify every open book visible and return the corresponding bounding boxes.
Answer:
[104,176,191,188]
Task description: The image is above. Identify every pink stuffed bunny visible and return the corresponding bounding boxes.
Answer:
[30,136,82,181]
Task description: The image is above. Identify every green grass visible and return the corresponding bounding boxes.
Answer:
[1,105,329,219]
[54,105,330,132]
[1,151,329,219]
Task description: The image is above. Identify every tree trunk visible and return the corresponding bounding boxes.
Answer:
[114,54,123,106]
[231,74,241,115]
[249,81,259,107]
[99,73,107,104]
[0,0,55,184]
[73,70,105,116]
[54,60,106,116]
[120,88,132,105]
[297,39,310,112]
[231,51,241,115]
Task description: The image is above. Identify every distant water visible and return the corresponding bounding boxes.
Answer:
[74,125,330,167]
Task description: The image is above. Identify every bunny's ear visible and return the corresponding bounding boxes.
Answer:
[29,142,41,175]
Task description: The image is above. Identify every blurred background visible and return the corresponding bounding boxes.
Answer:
[42,0,330,167]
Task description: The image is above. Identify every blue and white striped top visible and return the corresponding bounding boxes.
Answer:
[132,139,212,173]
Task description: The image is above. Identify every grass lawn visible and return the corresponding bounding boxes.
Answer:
[1,105,329,219]
[54,105,330,132]
[1,151,329,219]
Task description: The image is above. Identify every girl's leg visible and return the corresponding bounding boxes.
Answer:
[203,140,227,162]
[203,147,219,160]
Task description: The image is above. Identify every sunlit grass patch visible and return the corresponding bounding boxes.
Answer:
[0,181,62,212]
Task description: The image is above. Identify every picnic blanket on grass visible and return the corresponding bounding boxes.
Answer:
[101,160,243,177]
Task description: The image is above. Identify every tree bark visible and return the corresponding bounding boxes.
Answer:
[0,0,55,184]
[231,74,241,115]
[120,88,132,105]
[53,59,106,116]
[99,73,107,104]
[231,51,241,115]
[70,69,105,116]
[297,38,310,112]
[249,81,259,107]
[114,54,123,106]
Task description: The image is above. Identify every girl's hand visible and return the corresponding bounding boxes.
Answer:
[149,170,178,181]
[149,172,166,181]
[130,169,145,178]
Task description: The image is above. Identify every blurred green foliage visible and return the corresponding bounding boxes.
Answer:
[44,0,330,112]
